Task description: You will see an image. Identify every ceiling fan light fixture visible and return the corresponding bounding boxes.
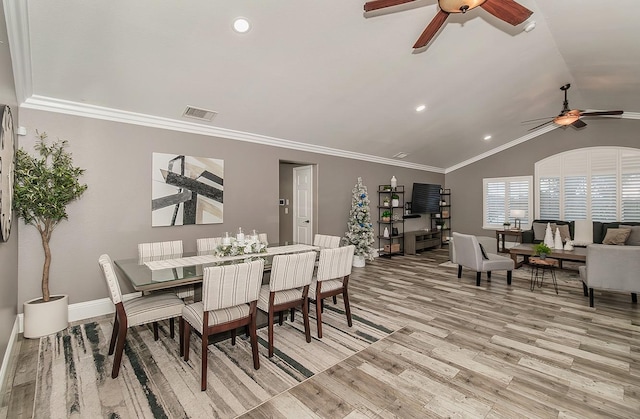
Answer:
[554,110,581,126]
[439,0,487,13]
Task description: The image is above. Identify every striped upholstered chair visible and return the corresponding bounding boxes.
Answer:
[138,240,194,300]
[98,254,185,379]
[309,245,355,338]
[182,259,264,391]
[196,237,223,255]
[257,251,316,357]
[313,234,341,249]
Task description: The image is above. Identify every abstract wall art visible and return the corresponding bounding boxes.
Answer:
[152,153,224,227]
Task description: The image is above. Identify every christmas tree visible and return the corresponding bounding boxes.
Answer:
[345,177,375,260]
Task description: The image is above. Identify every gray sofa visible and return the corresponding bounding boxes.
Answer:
[523,220,640,245]
[579,244,640,307]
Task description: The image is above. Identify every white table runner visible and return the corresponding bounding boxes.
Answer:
[143,244,319,270]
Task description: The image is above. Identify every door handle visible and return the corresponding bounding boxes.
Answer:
[304,220,310,223]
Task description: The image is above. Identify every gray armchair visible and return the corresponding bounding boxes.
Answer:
[579,244,640,307]
[452,232,514,286]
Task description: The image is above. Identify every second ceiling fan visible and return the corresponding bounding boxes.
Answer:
[364,0,533,49]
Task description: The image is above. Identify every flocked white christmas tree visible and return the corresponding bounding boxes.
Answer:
[345,177,375,261]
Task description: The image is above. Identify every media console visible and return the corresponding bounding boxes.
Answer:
[404,230,441,255]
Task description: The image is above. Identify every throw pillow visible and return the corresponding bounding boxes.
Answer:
[532,222,551,241]
[557,224,571,242]
[620,225,640,246]
[602,228,631,245]
[479,243,489,259]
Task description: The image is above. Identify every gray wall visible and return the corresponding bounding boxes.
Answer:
[0,3,18,373]
[446,118,640,237]
[17,108,442,308]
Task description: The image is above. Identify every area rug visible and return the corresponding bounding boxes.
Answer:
[31,304,394,419]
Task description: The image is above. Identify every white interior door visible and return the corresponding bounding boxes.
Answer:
[293,165,313,244]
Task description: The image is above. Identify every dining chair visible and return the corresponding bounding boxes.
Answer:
[182,259,264,391]
[98,254,185,378]
[138,240,194,301]
[257,251,316,357]
[313,234,341,249]
[309,245,355,338]
[196,237,223,255]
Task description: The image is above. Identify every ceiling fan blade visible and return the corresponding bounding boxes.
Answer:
[528,120,554,132]
[521,116,557,124]
[413,9,449,49]
[364,0,416,12]
[480,0,533,26]
[580,110,624,117]
[572,119,587,129]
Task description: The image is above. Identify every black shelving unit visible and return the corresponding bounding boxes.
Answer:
[378,185,405,257]
[431,189,451,246]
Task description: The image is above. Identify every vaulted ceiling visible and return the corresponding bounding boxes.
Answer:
[3,0,639,172]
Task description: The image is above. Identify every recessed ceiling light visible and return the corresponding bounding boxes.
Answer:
[233,17,251,33]
[484,135,492,141]
[416,104,426,112]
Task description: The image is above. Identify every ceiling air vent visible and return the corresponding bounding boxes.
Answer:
[393,152,408,159]
[182,106,217,122]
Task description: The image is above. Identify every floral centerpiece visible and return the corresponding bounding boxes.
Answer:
[215,236,267,257]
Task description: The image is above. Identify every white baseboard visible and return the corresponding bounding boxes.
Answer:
[0,317,20,396]
[17,292,142,333]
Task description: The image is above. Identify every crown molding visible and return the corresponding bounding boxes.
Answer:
[21,95,445,173]
[3,0,32,103]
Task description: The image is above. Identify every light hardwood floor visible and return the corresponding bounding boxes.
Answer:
[3,248,640,418]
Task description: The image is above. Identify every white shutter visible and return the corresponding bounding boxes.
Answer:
[509,180,530,226]
[621,151,640,221]
[486,181,506,225]
[539,177,560,219]
[590,150,618,222]
[564,176,587,220]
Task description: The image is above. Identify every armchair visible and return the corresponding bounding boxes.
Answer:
[452,232,514,286]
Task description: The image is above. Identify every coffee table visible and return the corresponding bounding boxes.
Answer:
[509,244,586,269]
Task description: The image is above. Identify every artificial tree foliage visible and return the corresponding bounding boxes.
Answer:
[14,132,87,302]
[345,177,374,260]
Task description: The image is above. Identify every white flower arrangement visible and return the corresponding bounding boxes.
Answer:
[215,237,268,257]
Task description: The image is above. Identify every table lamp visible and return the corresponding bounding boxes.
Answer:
[510,209,525,230]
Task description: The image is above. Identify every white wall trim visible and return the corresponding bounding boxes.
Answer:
[0,316,20,395]
[20,95,445,174]
[17,292,142,333]
[2,0,33,104]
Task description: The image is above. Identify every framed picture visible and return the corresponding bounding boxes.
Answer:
[152,153,224,226]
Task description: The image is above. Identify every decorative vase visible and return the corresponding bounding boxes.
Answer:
[383,227,390,238]
[23,294,69,338]
[382,217,390,222]
[353,255,366,267]
[392,199,399,207]
[390,176,397,189]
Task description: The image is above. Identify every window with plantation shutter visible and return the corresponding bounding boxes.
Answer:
[483,176,532,229]
[621,151,640,221]
[539,177,560,219]
[535,147,640,222]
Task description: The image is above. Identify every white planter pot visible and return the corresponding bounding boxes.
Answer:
[392,199,399,207]
[23,294,69,338]
[353,255,366,267]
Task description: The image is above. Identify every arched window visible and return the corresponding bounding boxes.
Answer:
[535,147,640,222]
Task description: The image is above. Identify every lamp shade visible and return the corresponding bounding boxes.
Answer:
[510,209,525,218]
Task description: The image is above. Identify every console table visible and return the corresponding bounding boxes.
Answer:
[496,229,523,253]
[404,230,441,255]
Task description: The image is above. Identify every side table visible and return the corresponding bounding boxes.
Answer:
[529,257,558,294]
[495,229,523,253]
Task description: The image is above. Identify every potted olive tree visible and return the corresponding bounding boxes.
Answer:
[15,132,87,338]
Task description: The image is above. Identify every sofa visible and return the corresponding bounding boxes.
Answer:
[522,220,640,245]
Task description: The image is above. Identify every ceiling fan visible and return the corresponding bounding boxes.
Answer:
[364,0,533,49]
[526,84,624,131]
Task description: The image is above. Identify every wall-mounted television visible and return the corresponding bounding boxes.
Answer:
[411,183,441,214]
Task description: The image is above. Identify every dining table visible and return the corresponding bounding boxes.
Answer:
[114,243,320,293]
